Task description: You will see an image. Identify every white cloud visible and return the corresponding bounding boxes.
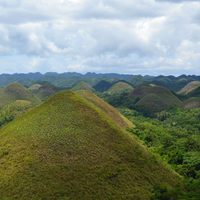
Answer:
[0,0,199,75]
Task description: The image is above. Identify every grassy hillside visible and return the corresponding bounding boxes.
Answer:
[0,83,40,107]
[131,85,182,115]
[107,81,134,94]
[71,81,94,92]
[77,90,133,129]
[0,91,180,200]
[178,81,200,95]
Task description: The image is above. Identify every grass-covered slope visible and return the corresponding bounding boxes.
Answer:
[0,91,180,200]
[77,90,133,129]
[0,83,40,107]
[107,81,134,94]
[0,100,32,128]
[131,85,182,115]
[178,81,200,95]
[71,81,94,92]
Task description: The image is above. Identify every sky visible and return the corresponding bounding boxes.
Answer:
[0,0,200,75]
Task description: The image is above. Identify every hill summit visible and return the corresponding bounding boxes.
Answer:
[0,91,180,199]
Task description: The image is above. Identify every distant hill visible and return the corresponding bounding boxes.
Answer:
[71,81,94,92]
[184,97,200,109]
[29,83,61,100]
[0,91,180,199]
[150,75,200,91]
[131,85,182,115]
[0,83,40,107]
[0,72,199,90]
[107,81,134,94]
[93,80,112,92]
[178,81,200,96]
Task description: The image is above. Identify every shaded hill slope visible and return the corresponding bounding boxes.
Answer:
[0,91,180,200]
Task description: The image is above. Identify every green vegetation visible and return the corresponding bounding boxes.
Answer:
[0,83,40,107]
[0,100,32,128]
[71,81,94,92]
[121,108,200,199]
[0,73,199,91]
[107,81,134,95]
[0,91,180,200]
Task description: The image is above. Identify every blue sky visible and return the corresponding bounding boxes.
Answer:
[0,0,200,75]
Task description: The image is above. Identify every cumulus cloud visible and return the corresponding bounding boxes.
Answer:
[157,0,200,3]
[0,0,199,75]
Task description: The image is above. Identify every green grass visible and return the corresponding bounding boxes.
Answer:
[0,91,181,200]
[0,83,40,107]
[76,90,133,129]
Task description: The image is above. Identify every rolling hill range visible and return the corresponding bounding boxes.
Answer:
[132,85,182,115]
[0,91,180,199]
[178,81,200,96]
[107,81,134,95]
[0,83,40,107]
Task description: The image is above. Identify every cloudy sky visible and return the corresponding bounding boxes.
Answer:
[0,0,200,75]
